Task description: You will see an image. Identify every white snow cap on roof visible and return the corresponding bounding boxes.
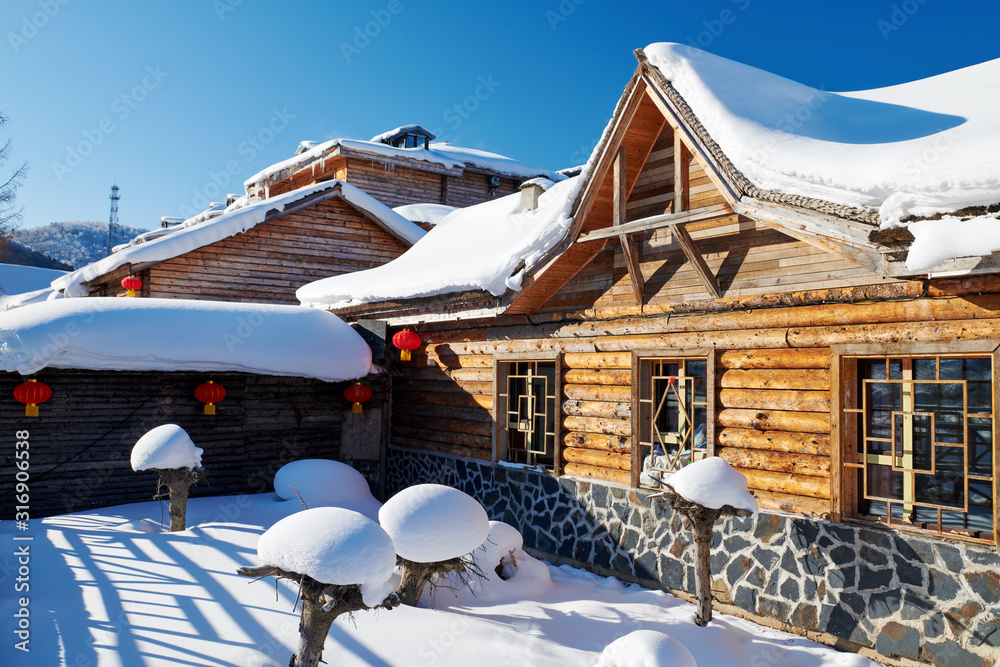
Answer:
[0,297,373,381]
[247,136,562,188]
[131,424,203,472]
[297,175,584,309]
[50,181,423,298]
[666,457,758,514]
[257,507,397,607]
[370,124,436,143]
[645,43,1000,222]
[392,203,457,227]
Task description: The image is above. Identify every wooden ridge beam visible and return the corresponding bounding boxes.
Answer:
[577,203,732,242]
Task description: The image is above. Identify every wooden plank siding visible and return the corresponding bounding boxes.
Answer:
[388,283,1000,519]
[255,154,520,208]
[93,198,410,304]
[0,369,379,518]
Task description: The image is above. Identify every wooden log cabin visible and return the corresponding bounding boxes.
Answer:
[50,180,425,304]
[303,48,1000,665]
[244,124,559,210]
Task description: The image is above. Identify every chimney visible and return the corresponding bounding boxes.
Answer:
[519,178,552,212]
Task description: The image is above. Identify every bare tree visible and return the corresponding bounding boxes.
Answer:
[0,112,27,260]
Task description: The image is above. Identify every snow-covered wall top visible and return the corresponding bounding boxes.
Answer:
[296,175,584,309]
[644,43,1000,225]
[246,137,562,189]
[50,181,424,298]
[0,297,373,380]
[0,263,66,296]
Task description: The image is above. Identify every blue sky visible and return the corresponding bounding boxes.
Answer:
[4,0,999,231]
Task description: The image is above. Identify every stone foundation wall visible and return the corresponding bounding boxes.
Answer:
[387,447,1000,666]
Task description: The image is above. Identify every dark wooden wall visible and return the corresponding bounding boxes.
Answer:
[0,369,375,518]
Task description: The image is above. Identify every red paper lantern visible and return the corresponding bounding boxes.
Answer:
[195,380,226,415]
[14,379,52,417]
[392,328,421,362]
[122,275,142,297]
[344,382,372,414]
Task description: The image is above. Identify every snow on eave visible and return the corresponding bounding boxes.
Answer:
[296,175,584,311]
[49,181,424,298]
[0,297,373,381]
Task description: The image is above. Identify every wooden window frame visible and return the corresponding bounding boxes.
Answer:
[832,341,1000,544]
[631,347,716,489]
[494,351,563,474]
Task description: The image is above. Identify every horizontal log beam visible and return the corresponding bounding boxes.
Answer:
[718,428,830,457]
[719,368,830,391]
[563,415,631,437]
[563,384,632,403]
[562,368,632,386]
[562,447,631,471]
[718,349,831,370]
[736,467,830,500]
[717,446,830,478]
[752,489,830,518]
[577,204,733,242]
[719,388,831,413]
[562,399,631,420]
[564,352,632,369]
[718,408,830,434]
[562,462,631,486]
[393,391,492,411]
[562,432,631,453]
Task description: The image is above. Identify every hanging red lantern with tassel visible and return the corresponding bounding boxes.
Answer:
[344,382,372,414]
[122,275,142,297]
[392,328,421,362]
[195,380,226,415]
[14,379,52,417]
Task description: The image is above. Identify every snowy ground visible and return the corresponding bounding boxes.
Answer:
[1,493,877,666]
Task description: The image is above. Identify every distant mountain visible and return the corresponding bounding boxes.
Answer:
[0,237,74,271]
[12,221,150,269]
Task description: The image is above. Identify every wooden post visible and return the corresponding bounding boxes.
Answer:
[157,468,202,532]
[656,488,752,627]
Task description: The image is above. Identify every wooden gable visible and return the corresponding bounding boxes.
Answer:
[92,196,410,304]
[510,66,897,318]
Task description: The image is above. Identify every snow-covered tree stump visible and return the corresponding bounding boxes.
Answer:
[655,457,757,627]
[379,484,490,606]
[131,424,204,532]
[157,467,203,532]
[241,507,399,667]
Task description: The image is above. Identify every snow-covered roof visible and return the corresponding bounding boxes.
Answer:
[296,174,584,310]
[0,263,67,296]
[0,297,373,380]
[392,203,457,227]
[643,43,1000,271]
[369,124,436,143]
[247,136,563,190]
[50,181,424,298]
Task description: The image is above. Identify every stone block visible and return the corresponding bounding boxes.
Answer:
[874,621,921,661]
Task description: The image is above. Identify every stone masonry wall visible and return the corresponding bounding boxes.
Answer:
[387,447,1000,666]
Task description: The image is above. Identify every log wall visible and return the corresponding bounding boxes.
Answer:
[0,369,382,518]
[389,280,1000,518]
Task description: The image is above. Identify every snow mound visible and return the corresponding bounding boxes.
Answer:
[130,424,203,471]
[666,457,758,513]
[0,297,373,381]
[473,521,524,580]
[379,484,490,563]
[392,203,457,227]
[296,175,584,309]
[273,459,381,521]
[256,507,396,607]
[596,630,697,667]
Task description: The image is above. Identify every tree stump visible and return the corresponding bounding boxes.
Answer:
[238,565,399,667]
[656,488,752,626]
[397,555,484,607]
[157,467,202,532]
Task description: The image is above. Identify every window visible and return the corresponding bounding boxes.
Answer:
[634,350,715,489]
[841,353,996,542]
[496,359,559,469]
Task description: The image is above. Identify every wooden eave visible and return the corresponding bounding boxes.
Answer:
[506,50,894,316]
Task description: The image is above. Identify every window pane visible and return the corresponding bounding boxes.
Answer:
[868,464,903,500]
[913,358,937,380]
[969,417,993,477]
